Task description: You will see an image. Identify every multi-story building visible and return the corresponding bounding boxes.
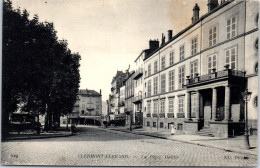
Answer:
[124,71,135,126]
[109,70,129,122]
[68,89,102,125]
[143,0,258,137]
[132,40,160,125]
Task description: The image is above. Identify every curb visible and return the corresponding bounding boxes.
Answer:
[3,133,73,141]
[105,128,257,156]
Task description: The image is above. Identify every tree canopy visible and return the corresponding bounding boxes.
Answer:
[2,0,81,134]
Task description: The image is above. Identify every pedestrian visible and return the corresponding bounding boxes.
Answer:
[171,125,175,135]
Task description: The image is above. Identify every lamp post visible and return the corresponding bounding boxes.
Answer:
[242,89,252,149]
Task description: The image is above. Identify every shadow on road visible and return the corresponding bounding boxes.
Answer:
[3,126,155,142]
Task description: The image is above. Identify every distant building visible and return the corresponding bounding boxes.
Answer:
[124,71,135,126]
[109,70,130,123]
[66,89,102,125]
[132,40,159,126]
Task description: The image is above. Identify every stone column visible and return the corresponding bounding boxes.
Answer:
[186,91,192,120]
[212,87,217,121]
[196,90,200,120]
[224,85,231,121]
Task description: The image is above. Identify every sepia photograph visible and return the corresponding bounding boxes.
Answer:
[1,0,259,167]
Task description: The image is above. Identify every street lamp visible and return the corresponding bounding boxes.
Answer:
[242,89,252,149]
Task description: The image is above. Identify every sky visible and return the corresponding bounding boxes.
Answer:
[11,0,208,101]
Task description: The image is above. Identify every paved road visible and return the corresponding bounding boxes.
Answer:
[1,126,257,166]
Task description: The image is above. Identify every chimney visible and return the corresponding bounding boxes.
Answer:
[149,40,159,49]
[192,4,200,24]
[207,0,218,12]
[100,89,102,95]
[167,30,173,42]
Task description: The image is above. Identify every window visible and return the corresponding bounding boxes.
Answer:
[147,121,150,126]
[147,101,151,113]
[170,51,174,65]
[153,101,158,114]
[169,70,175,92]
[227,16,237,39]
[154,60,158,73]
[161,74,166,93]
[190,60,198,78]
[153,122,156,127]
[225,46,237,69]
[254,96,258,107]
[255,38,258,50]
[208,55,217,74]
[255,63,258,74]
[191,94,197,114]
[179,45,185,61]
[178,66,185,89]
[191,37,198,55]
[153,77,158,95]
[148,64,151,76]
[178,96,184,113]
[168,98,174,113]
[147,80,151,97]
[160,99,165,114]
[161,56,166,69]
[209,26,217,47]
[160,122,164,128]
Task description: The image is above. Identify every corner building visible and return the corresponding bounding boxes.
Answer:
[143,0,258,137]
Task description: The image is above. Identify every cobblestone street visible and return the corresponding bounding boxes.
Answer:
[1,126,257,167]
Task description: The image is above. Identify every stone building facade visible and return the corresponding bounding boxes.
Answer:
[68,89,102,125]
[143,0,258,137]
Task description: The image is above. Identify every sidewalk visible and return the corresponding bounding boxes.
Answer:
[105,126,258,156]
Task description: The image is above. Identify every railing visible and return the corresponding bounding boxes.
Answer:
[152,113,158,117]
[159,113,165,118]
[133,68,143,80]
[167,113,174,118]
[186,67,246,85]
[147,113,151,118]
[133,95,142,103]
[177,113,185,118]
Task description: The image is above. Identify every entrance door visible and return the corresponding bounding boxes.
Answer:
[204,106,211,127]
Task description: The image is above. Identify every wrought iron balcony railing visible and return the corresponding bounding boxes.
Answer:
[186,66,245,86]
[133,68,143,80]
[133,95,142,103]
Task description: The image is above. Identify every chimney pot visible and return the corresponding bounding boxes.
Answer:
[167,30,173,42]
[192,3,200,24]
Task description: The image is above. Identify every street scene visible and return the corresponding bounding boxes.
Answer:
[1,126,257,166]
[2,0,259,167]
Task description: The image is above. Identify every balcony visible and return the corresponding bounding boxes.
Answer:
[159,113,165,118]
[152,113,158,118]
[186,66,246,88]
[146,113,151,118]
[133,68,143,80]
[132,95,142,104]
[167,113,174,118]
[177,113,185,118]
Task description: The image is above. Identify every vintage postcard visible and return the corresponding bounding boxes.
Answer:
[1,0,259,167]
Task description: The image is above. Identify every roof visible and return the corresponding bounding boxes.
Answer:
[144,0,233,61]
[78,89,101,97]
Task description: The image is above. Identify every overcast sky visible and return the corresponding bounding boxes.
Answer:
[12,0,208,101]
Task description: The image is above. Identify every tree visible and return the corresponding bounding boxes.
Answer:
[2,0,81,137]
